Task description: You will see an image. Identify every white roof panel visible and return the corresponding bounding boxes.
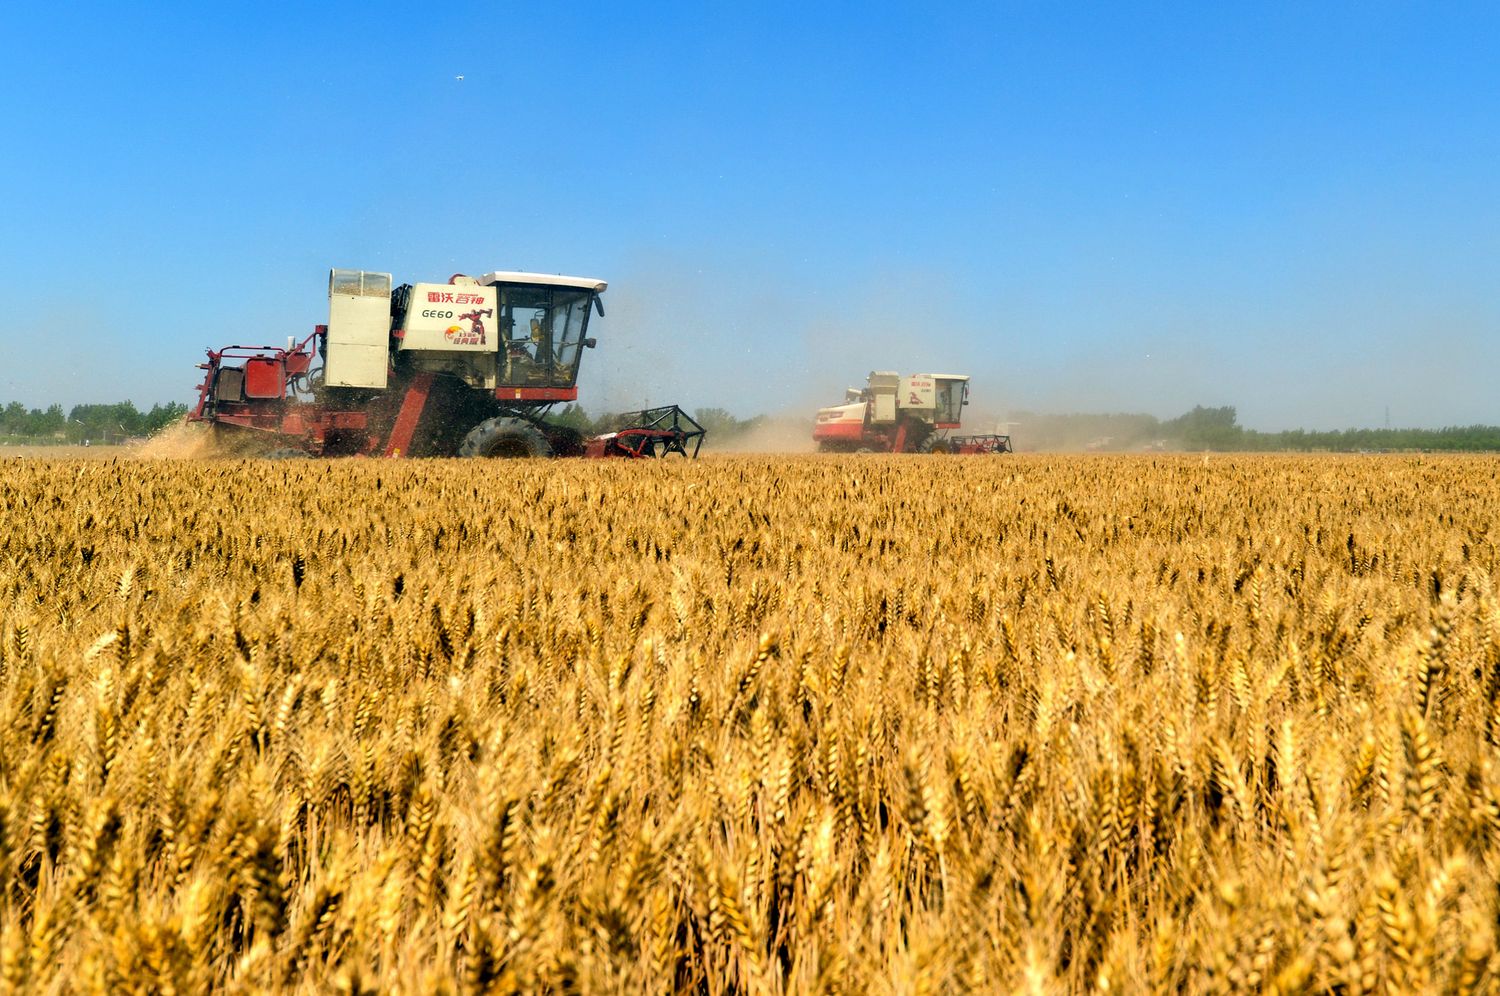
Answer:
[477,271,607,293]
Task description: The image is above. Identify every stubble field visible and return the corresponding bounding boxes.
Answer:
[2,453,1499,993]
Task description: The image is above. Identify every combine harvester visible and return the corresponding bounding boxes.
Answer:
[812,371,1012,453]
[189,268,705,458]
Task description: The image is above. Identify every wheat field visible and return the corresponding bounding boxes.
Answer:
[1,453,1498,993]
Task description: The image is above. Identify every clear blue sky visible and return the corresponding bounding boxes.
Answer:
[4,1,1497,430]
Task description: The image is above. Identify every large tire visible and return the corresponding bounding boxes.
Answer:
[916,433,949,454]
[459,417,554,458]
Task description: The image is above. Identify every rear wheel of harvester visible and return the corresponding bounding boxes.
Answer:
[459,417,554,458]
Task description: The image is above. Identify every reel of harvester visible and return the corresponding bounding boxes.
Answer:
[585,405,706,458]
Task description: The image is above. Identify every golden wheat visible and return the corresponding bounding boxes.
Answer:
[0,453,1498,991]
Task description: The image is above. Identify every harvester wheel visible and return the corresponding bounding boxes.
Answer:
[917,435,950,455]
[459,417,554,459]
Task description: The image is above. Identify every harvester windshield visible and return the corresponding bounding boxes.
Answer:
[933,377,968,426]
[496,284,595,389]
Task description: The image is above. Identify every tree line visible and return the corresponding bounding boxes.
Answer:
[1011,405,1500,452]
[0,401,190,444]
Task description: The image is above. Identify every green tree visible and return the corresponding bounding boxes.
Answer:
[113,400,143,436]
[1165,405,1243,450]
[144,402,189,433]
[40,405,65,436]
[1,402,26,435]
[549,403,593,433]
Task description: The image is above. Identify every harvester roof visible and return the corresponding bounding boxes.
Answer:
[869,371,971,381]
[478,271,608,293]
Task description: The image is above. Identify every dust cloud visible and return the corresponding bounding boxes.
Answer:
[135,421,281,459]
[705,415,817,454]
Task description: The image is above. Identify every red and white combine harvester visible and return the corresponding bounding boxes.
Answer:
[812,371,1012,454]
[190,268,704,458]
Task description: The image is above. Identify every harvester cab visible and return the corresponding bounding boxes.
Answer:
[378,270,602,399]
[812,371,1006,453]
[190,267,701,459]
